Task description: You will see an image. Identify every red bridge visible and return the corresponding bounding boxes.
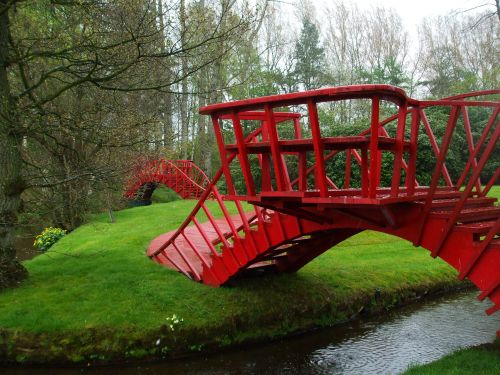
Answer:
[145,85,499,335]
[124,159,210,202]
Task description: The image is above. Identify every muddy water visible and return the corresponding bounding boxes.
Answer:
[3,290,499,375]
[14,231,38,261]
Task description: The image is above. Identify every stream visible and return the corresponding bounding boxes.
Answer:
[3,290,499,375]
[14,230,38,262]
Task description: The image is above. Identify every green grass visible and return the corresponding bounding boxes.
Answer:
[151,185,181,204]
[0,200,458,333]
[403,341,500,375]
[0,187,498,363]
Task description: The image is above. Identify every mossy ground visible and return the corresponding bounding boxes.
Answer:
[0,187,497,364]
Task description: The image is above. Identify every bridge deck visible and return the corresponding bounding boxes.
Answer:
[148,212,254,278]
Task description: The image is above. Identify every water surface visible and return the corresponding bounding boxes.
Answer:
[15,231,38,261]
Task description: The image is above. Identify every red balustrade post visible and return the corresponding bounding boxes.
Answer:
[344,150,351,189]
[390,101,407,197]
[294,117,308,191]
[264,104,290,191]
[406,107,420,196]
[231,111,256,196]
[361,149,369,197]
[433,123,500,257]
[211,115,236,195]
[369,96,381,198]
[260,121,272,191]
[307,99,328,197]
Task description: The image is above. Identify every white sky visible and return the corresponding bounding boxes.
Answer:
[340,0,496,31]
[312,0,497,35]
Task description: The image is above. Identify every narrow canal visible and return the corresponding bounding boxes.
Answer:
[4,290,499,375]
[14,230,38,262]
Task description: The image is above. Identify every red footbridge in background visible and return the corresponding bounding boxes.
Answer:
[124,159,210,202]
[134,85,500,336]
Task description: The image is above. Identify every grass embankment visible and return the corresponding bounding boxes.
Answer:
[403,340,500,375]
[0,187,497,365]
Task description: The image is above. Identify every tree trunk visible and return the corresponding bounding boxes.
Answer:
[157,0,174,149]
[0,3,27,288]
[179,0,189,159]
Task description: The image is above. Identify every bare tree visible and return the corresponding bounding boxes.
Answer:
[0,0,254,288]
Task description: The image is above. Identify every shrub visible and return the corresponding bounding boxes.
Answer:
[33,227,67,252]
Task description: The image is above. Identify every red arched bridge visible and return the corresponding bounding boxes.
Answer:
[124,159,210,203]
[143,85,499,335]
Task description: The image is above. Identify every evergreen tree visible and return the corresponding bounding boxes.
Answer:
[293,16,326,90]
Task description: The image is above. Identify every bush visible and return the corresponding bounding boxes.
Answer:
[33,227,67,252]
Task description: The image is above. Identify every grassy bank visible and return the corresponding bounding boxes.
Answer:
[0,188,497,365]
[403,340,500,375]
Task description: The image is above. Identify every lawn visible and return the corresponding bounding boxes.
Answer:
[403,341,500,375]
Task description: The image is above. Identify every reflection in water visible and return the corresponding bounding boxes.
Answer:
[3,291,499,375]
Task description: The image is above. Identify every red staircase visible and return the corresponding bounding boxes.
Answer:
[146,85,500,335]
[124,159,210,202]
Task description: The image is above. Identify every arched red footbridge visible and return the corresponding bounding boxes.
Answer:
[146,85,500,336]
[124,159,211,203]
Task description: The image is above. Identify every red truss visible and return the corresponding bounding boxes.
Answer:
[145,85,500,336]
[124,159,211,201]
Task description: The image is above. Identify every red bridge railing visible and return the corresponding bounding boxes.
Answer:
[199,85,498,205]
[124,159,211,201]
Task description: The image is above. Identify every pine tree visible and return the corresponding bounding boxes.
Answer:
[293,16,326,90]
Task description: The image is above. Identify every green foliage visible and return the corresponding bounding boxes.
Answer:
[421,46,485,98]
[151,185,181,204]
[357,57,411,89]
[293,17,326,90]
[33,227,67,252]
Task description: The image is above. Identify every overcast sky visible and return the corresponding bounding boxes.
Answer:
[339,0,497,31]
[308,0,497,34]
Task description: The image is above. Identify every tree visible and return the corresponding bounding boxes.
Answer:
[358,57,411,89]
[0,0,27,287]
[418,12,499,97]
[293,15,326,90]
[0,0,254,289]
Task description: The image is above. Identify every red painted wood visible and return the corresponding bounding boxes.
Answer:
[212,115,237,195]
[483,168,500,197]
[307,99,328,197]
[123,159,210,201]
[264,104,289,191]
[231,112,256,195]
[144,85,499,336]
[344,150,351,189]
[456,107,500,190]
[415,106,460,247]
[420,109,453,186]
[406,108,420,195]
[391,102,407,197]
[369,97,382,198]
